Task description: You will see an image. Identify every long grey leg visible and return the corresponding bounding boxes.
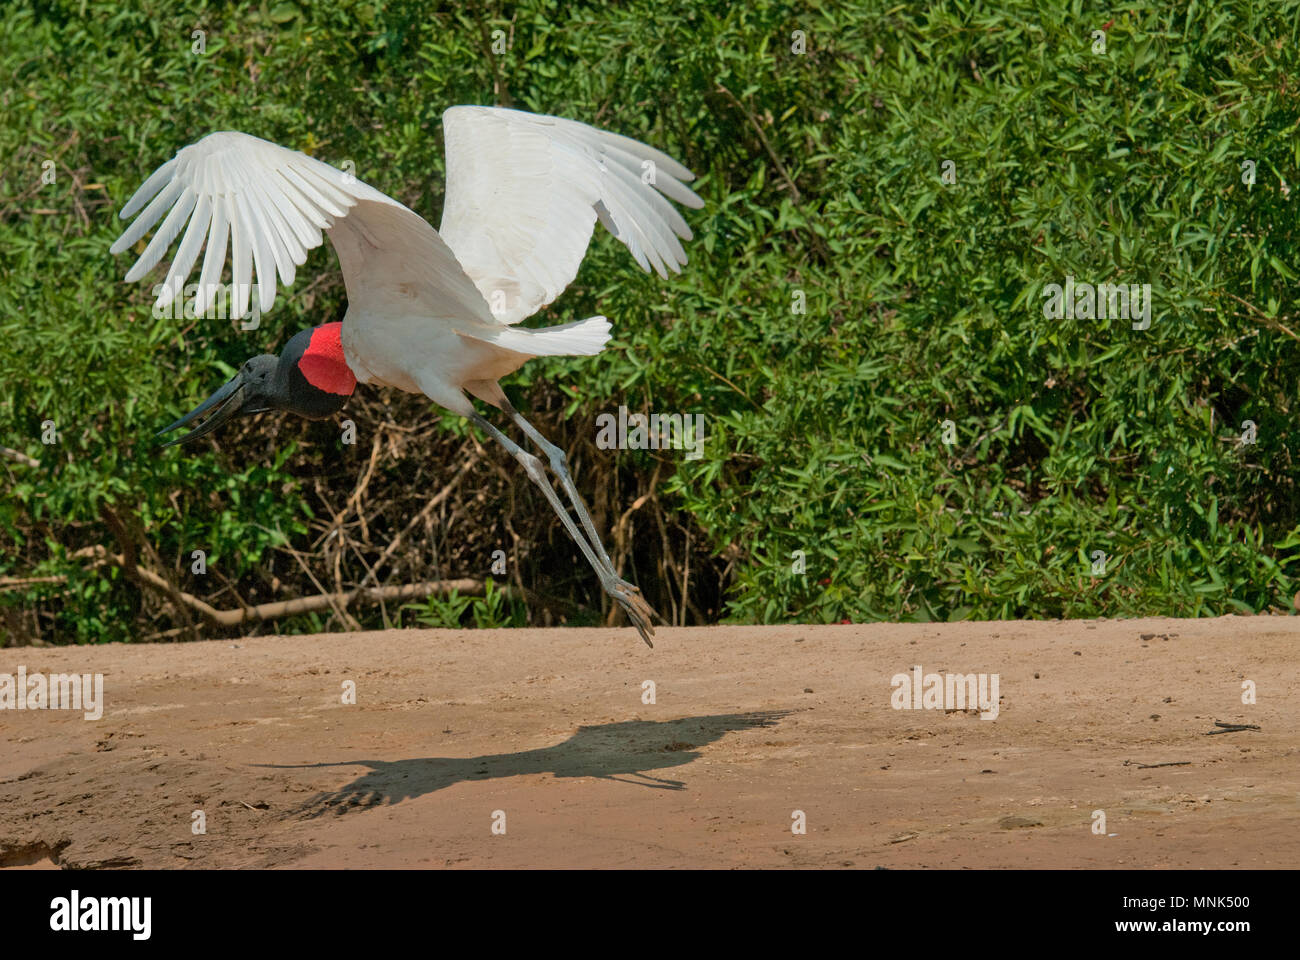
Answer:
[495,396,658,635]
[499,397,618,574]
[468,410,655,646]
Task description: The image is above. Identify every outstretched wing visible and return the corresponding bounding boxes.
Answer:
[438,106,704,325]
[111,131,493,326]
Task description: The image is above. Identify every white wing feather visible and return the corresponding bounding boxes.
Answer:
[438,106,704,325]
[112,113,704,362]
[112,131,493,325]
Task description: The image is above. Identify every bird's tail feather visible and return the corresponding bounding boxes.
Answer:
[459,315,611,357]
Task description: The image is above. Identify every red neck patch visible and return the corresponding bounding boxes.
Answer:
[298,322,357,396]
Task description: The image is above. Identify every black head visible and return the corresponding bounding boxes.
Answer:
[158,323,356,447]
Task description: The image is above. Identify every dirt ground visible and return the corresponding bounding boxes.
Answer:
[1,616,1296,869]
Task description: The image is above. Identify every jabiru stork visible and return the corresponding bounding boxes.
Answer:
[110,107,705,646]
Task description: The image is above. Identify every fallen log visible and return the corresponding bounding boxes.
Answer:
[13,544,490,629]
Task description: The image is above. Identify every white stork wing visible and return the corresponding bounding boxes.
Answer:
[438,106,704,325]
[111,131,493,326]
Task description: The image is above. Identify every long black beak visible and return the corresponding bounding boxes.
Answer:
[157,374,262,447]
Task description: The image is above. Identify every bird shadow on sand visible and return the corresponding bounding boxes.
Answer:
[256,710,792,821]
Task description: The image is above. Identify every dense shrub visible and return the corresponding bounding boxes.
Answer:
[3,0,1299,643]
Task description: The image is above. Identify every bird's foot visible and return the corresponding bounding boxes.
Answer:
[605,578,657,647]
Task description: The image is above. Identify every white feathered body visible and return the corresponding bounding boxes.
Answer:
[112,106,702,419]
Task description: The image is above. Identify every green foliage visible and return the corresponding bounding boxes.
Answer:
[404,579,526,630]
[670,1,1300,623]
[2,0,1299,643]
